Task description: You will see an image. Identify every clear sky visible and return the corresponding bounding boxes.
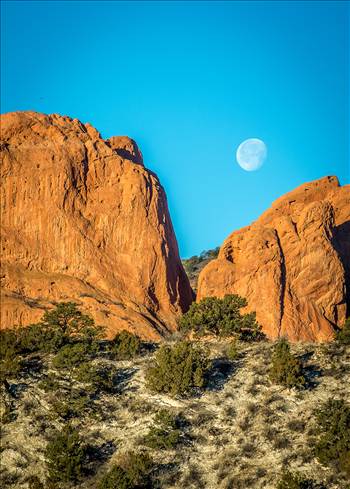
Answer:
[1,1,349,257]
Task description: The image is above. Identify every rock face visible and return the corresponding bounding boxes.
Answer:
[0,111,193,339]
[197,176,350,342]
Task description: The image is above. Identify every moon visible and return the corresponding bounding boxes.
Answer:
[236,138,267,171]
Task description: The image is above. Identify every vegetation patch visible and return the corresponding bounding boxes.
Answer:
[145,341,210,397]
[1,305,349,489]
[336,317,350,345]
[179,294,263,340]
[98,451,154,489]
[182,247,219,290]
[314,398,350,477]
[143,409,187,449]
[110,330,142,360]
[45,424,87,484]
[276,470,325,489]
[269,339,306,388]
[225,338,239,361]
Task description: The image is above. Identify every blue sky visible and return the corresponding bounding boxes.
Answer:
[1,1,349,257]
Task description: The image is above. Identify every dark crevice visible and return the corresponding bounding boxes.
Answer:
[275,230,286,337]
[332,219,350,318]
[114,148,143,165]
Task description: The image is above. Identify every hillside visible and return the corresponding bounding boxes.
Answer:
[1,322,349,489]
[182,248,220,291]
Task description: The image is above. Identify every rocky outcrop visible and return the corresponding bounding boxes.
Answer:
[197,176,349,342]
[0,111,193,339]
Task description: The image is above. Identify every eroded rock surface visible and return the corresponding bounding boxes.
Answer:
[198,176,350,341]
[0,111,193,339]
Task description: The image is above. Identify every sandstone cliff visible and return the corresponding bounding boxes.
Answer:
[0,111,193,339]
[197,176,349,342]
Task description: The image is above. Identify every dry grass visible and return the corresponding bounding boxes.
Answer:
[1,340,349,488]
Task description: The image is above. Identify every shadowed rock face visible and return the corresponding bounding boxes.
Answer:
[198,176,350,342]
[0,111,193,339]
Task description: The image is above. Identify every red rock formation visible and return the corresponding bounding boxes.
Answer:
[0,111,193,339]
[197,176,349,342]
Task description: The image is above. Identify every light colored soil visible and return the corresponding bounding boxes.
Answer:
[1,340,349,488]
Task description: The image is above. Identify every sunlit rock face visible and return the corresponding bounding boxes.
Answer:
[198,176,350,342]
[0,111,193,339]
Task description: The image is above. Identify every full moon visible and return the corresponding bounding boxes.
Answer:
[236,138,267,171]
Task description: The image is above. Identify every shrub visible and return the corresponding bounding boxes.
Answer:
[179,294,262,340]
[0,351,22,382]
[45,424,87,483]
[183,248,219,277]
[1,402,15,424]
[51,391,92,420]
[145,341,210,397]
[0,329,19,359]
[314,398,350,476]
[52,342,95,370]
[38,374,60,392]
[40,302,103,352]
[98,451,154,489]
[74,363,118,393]
[16,323,53,354]
[0,329,22,382]
[143,409,185,449]
[0,303,102,361]
[276,470,324,489]
[336,317,350,345]
[98,465,132,489]
[226,339,239,360]
[269,339,305,388]
[110,330,141,360]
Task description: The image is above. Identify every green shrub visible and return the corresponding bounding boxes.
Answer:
[0,351,22,382]
[0,329,19,360]
[269,339,305,388]
[98,465,132,489]
[314,398,350,476]
[110,330,141,360]
[98,451,154,488]
[1,402,15,424]
[0,325,54,374]
[336,317,350,345]
[226,339,239,361]
[17,323,53,354]
[179,295,262,340]
[0,329,22,382]
[51,391,92,420]
[145,341,210,397]
[276,470,324,489]
[45,424,86,483]
[52,342,94,370]
[143,409,185,449]
[40,302,103,352]
[183,248,219,277]
[74,363,118,393]
[38,374,60,392]
[0,303,102,361]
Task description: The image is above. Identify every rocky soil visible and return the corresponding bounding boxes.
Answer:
[1,340,349,489]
